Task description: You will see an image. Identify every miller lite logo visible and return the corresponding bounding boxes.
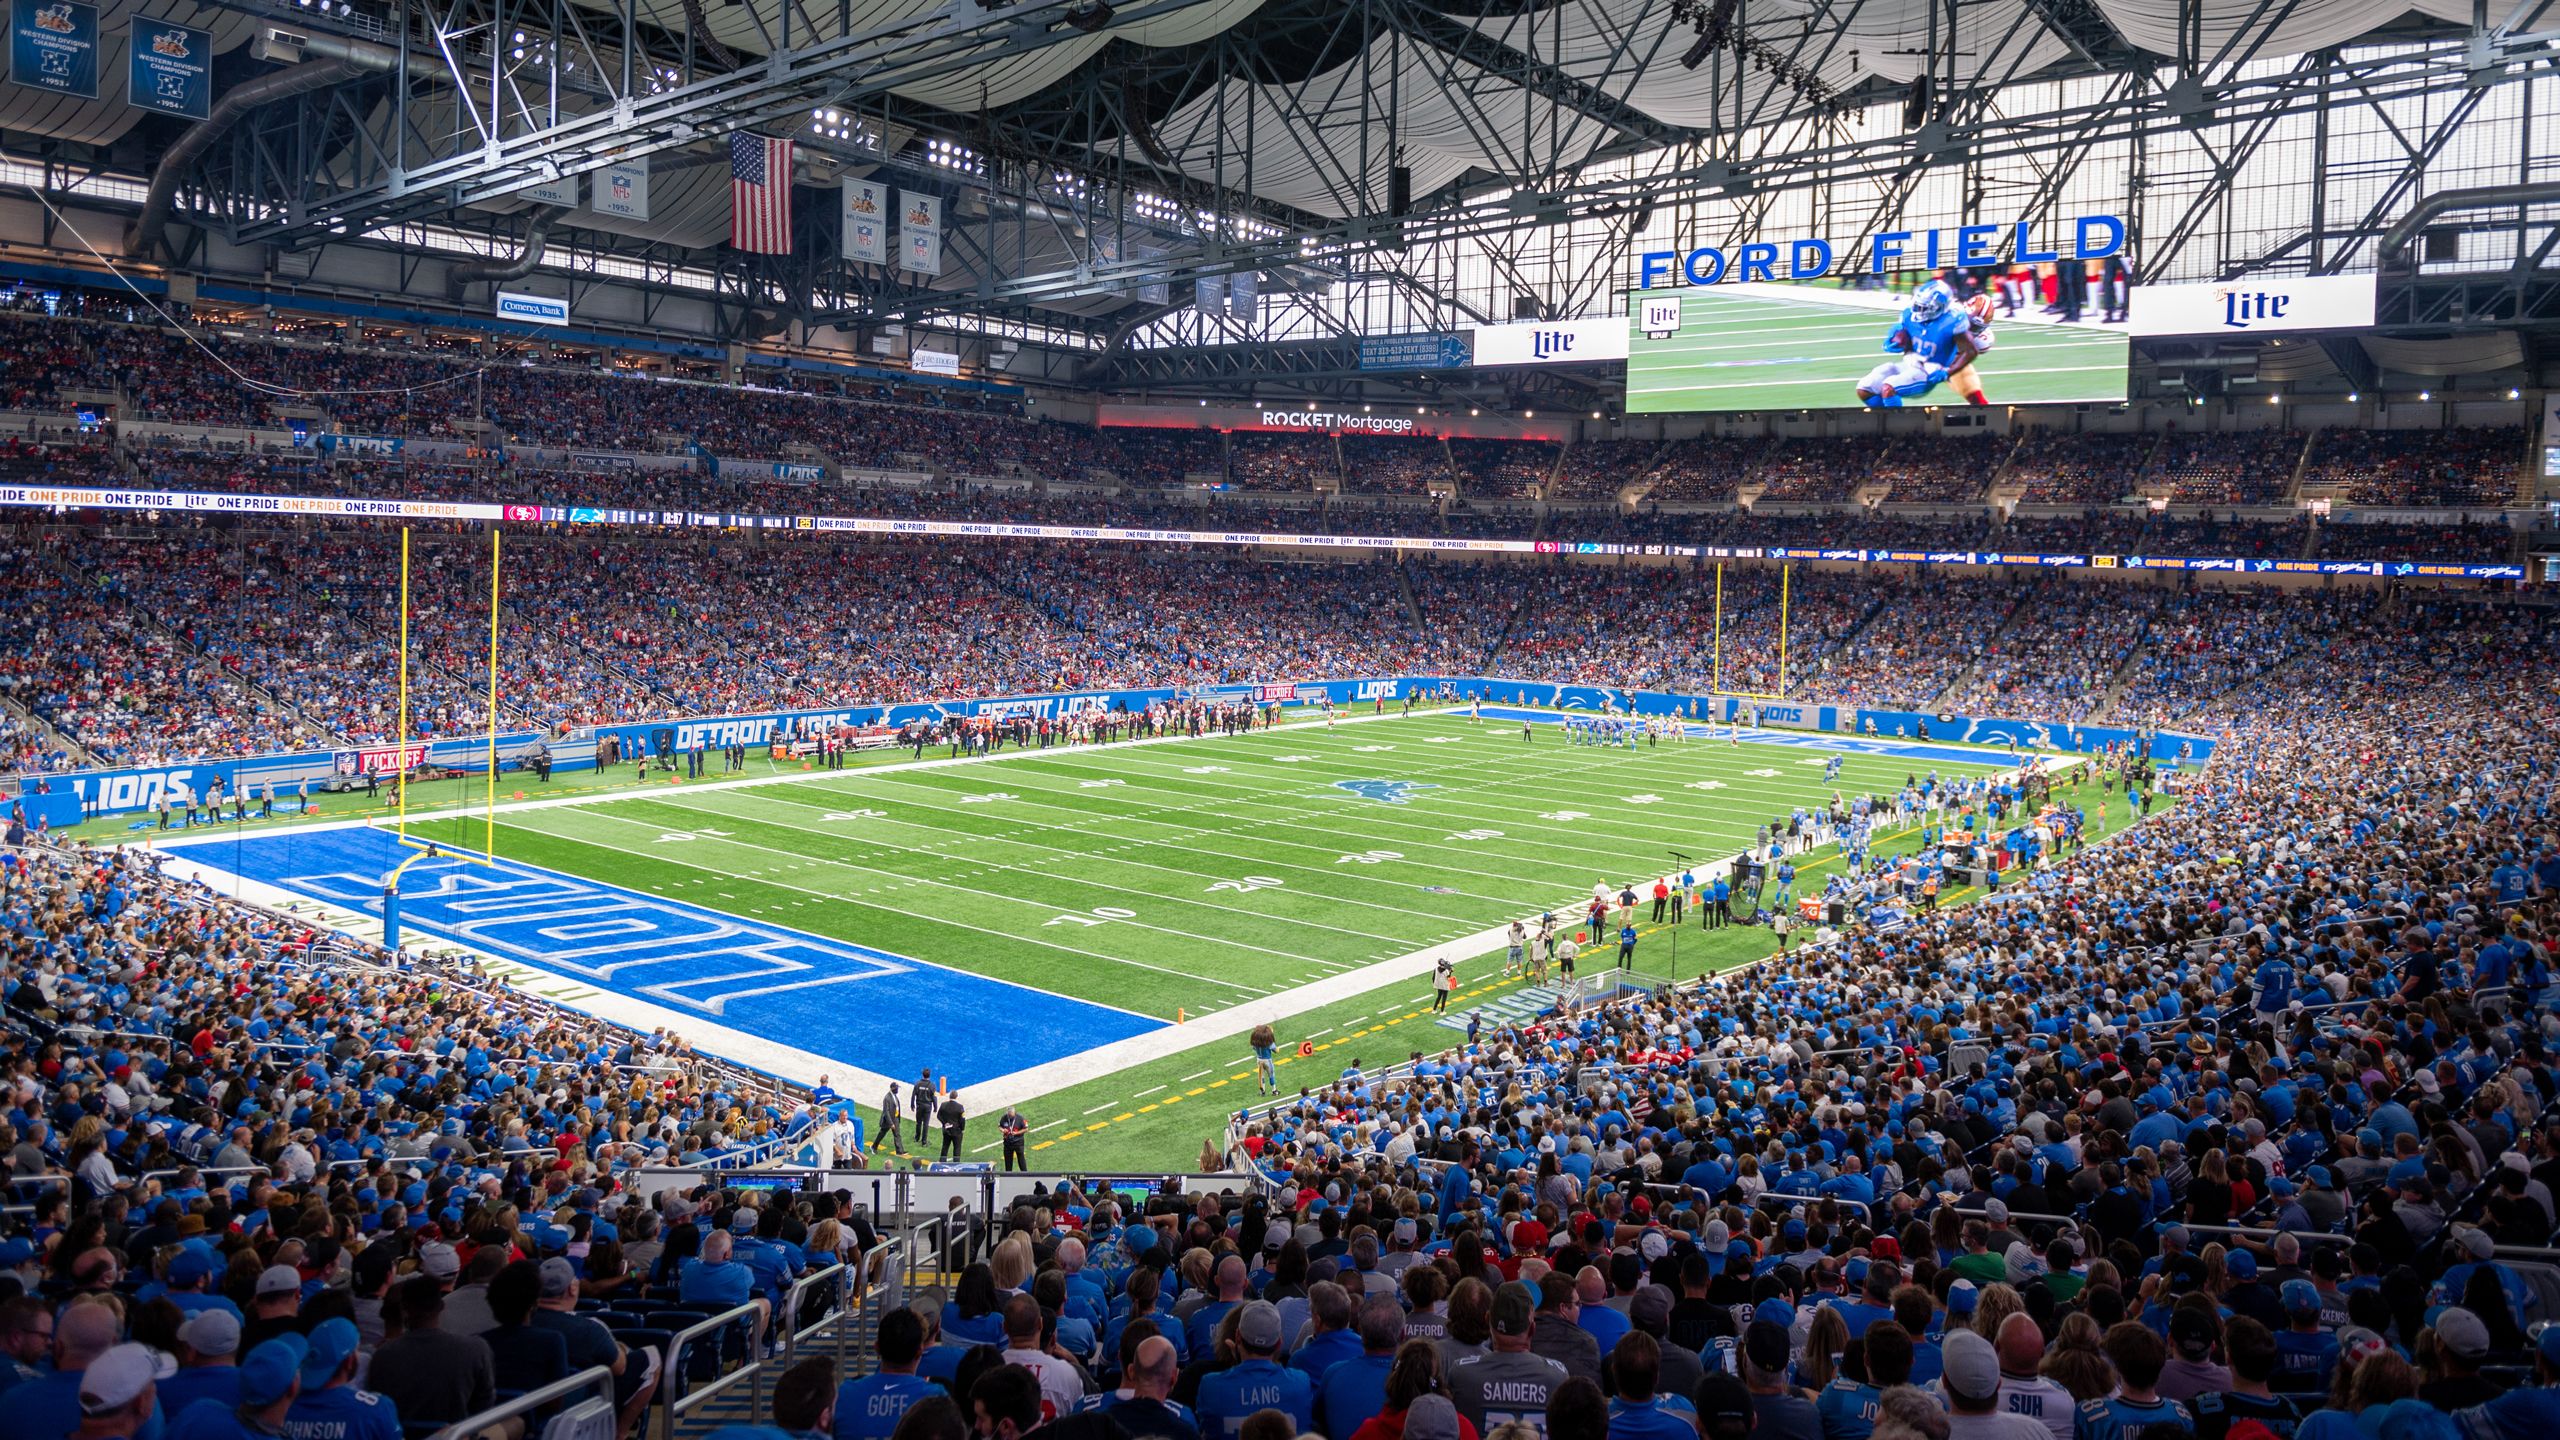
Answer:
[1530,328,1576,359]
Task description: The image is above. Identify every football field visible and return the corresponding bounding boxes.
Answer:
[163,707,2091,1167]
[1626,287,2131,413]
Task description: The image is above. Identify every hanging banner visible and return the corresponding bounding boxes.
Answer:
[515,175,578,207]
[841,179,887,264]
[1228,271,1258,321]
[1195,274,1224,314]
[1470,316,1630,367]
[494,291,570,327]
[899,191,942,275]
[593,154,651,221]
[911,349,960,376]
[124,17,207,119]
[11,0,97,99]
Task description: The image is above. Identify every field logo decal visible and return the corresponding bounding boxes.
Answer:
[1334,779,1437,804]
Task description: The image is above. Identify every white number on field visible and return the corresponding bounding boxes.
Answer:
[1624,794,1664,805]
[820,809,886,821]
[1207,875,1285,893]
[1044,906,1139,928]
[1688,780,1728,791]
[1539,810,1590,822]
[1078,779,1125,789]
[958,792,1019,803]
[1447,828,1505,841]
[654,828,734,843]
[1336,850,1405,865]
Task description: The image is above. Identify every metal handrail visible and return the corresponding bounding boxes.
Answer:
[137,1163,271,1187]
[427,1365,615,1440]
[2176,1223,2356,1248]
[665,1300,771,1428]
[777,1262,849,1371]
[1750,1190,1876,1223]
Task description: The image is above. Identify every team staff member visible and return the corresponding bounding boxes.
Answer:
[938,1091,967,1161]
[999,1107,1029,1172]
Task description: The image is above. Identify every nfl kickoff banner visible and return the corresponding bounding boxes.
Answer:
[11,0,96,99]
[594,155,650,221]
[899,191,942,275]
[841,179,888,263]
[125,18,207,119]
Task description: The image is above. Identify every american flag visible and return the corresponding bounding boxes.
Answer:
[729,132,794,253]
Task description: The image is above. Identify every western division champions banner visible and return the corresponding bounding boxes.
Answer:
[10,0,96,98]
[594,155,650,221]
[842,179,887,264]
[124,17,206,118]
[899,191,942,276]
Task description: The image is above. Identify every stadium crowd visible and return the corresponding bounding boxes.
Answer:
[0,571,2550,1440]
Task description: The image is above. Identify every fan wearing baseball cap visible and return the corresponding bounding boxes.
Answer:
[74,1344,175,1440]
[284,1319,398,1440]
[1935,1329,2042,1440]
[2445,1319,2560,1440]
[164,1337,301,1440]
[2271,1282,2340,1394]
[1195,1302,1312,1440]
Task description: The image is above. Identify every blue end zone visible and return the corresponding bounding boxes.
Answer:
[1478,707,2035,771]
[178,826,1164,1086]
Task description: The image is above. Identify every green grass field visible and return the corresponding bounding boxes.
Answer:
[186,710,2150,1169]
[1626,287,2131,413]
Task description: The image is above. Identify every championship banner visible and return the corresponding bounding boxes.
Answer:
[515,174,578,207]
[1228,271,1257,321]
[841,179,887,264]
[11,0,97,99]
[898,191,942,275]
[594,155,650,221]
[125,18,207,118]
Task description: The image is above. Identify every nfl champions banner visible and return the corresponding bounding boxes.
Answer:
[900,191,942,275]
[841,179,888,264]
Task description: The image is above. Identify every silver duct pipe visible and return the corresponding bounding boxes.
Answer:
[448,204,568,294]
[133,31,401,257]
[2377,183,2560,265]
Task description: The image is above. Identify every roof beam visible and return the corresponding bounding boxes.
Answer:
[1381,0,1693,151]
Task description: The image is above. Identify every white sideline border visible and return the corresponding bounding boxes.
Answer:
[151,707,2062,1112]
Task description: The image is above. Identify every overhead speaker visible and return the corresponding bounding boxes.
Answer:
[1389,165,1412,217]
[1512,293,1540,320]
[2423,227,2460,264]
[1903,74,1934,130]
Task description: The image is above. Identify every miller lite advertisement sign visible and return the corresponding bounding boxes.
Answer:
[2128,273,2376,337]
[1469,316,1630,368]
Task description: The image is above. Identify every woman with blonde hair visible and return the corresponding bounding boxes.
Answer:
[1969,1281,2025,1342]
[1799,1305,1849,1391]
[989,1233,1034,1294]
[2039,1312,2114,1402]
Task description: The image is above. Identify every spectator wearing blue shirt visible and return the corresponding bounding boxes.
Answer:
[1315,1299,1402,1439]
[835,1308,938,1440]
[679,1229,760,1314]
[158,1310,245,1418]
[1195,1302,1312,1440]
[166,1336,296,1440]
[285,1318,400,1440]
[1606,1333,1696,1440]
[1185,1256,1252,1361]
[1290,1283,1363,1381]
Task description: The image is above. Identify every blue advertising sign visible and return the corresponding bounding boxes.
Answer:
[125,17,207,119]
[11,0,97,99]
[1358,333,1471,371]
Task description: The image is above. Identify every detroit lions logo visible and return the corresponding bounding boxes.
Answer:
[1335,779,1437,804]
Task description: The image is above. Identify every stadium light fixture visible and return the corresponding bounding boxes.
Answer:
[2346,391,2359,402]
[1469,408,1480,416]
[1591,410,1601,419]
[2510,388,2523,399]
[2419,390,2432,401]
[1523,409,1534,418]
[2268,394,2280,405]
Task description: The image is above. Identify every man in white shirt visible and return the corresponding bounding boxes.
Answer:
[997,1294,1083,1420]
[1941,1328,2053,1440]
[1991,1314,2076,1440]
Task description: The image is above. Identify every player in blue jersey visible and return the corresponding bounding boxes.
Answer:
[1858,281,1998,407]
